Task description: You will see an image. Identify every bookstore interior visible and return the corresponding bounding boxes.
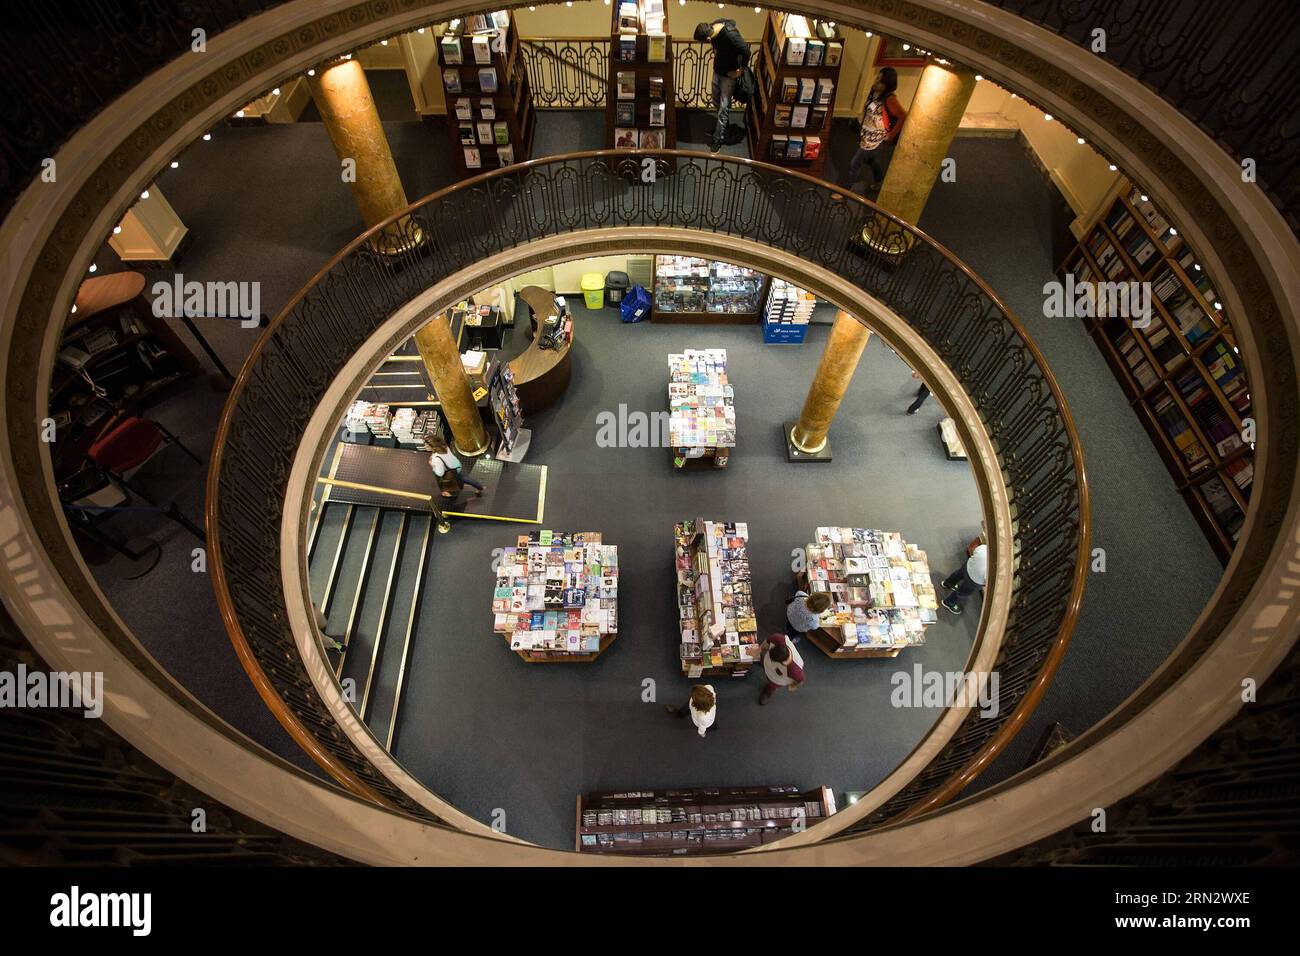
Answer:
[38,0,1269,862]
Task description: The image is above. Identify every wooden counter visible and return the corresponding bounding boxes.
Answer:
[509,285,573,414]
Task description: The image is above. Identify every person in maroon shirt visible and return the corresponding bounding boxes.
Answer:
[759,633,806,705]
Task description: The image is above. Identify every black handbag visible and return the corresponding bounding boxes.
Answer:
[734,66,757,106]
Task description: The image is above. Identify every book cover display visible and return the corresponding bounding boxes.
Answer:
[668,348,736,452]
[674,518,758,676]
[800,527,938,654]
[748,12,842,174]
[606,0,674,155]
[439,11,531,174]
[492,531,619,659]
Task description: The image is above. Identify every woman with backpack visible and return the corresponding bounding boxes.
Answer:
[843,67,907,195]
[425,435,483,500]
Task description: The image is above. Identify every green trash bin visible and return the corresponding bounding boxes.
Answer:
[581,272,605,310]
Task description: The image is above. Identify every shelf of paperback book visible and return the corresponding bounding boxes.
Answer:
[607,0,675,164]
[668,348,735,470]
[675,518,759,678]
[1058,179,1253,563]
[492,530,619,662]
[797,527,937,660]
[576,785,836,855]
[746,12,842,178]
[440,11,536,176]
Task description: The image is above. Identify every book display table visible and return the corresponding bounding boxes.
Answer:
[492,530,618,662]
[675,518,759,677]
[668,349,735,469]
[797,526,938,659]
[576,785,836,855]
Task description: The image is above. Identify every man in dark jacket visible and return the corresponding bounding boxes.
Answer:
[694,20,750,152]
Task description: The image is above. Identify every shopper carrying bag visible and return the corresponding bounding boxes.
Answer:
[425,436,484,499]
[694,18,751,152]
[758,633,805,705]
[842,67,907,195]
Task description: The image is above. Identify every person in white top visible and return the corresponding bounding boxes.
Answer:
[940,543,987,615]
[666,685,717,737]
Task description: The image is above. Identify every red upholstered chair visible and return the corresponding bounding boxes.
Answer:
[88,416,206,542]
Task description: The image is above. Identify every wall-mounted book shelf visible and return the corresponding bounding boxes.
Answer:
[439,11,535,176]
[605,1,676,164]
[576,785,836,855]
[746,12,843,179]
[1058,181,1253,563]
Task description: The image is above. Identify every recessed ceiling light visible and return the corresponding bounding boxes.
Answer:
[272,87,280,95]
[203,133,211,141]
[235,109,244,117]
[1077,137,1085,144]
[307,68,315,76]
[381,39,388,45]
[113,226,122,234]
[1193,264,1202,271]
[1214,301,1223,311]
[1169,227,1177,236]
[89,264,97,273]
[975,74,982,81]
[71,305,77,313]
[170,161,179,169]
[1043,113,1052,121]
[902,44,910,51]
[140,190,149,200]
[1108,164,1117,171]
[1140,194,1149,201]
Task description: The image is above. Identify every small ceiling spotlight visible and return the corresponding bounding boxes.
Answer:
[203,132,212,140]
[272,87,280,95]
[89,264,97,273]
[307,68,315,76]
[1043,113,1052,122]
[140,190,149,200]
[170,161,179,169]
[1108,163,1117,171]
[113,226,122,234]
[1077,137,1085,144]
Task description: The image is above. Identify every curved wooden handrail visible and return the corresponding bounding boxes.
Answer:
[206,148,1090,835]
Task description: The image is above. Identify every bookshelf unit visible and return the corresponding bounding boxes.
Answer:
[746,12,843,178]
[1058,181,1253,562]
[492,531,619,663]
[439,11,535,176]
[675,517,758,677]
[796,526,937,660]
[606,1,675,157]
[576,785,836,855]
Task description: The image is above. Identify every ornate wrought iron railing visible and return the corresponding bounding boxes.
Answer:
[981,0,1300,233]
[518,38,749,110]
[208,150,1090,840]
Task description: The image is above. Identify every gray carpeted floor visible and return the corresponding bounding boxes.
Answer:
[79,108,1224,844]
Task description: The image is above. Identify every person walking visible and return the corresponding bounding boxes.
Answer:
[694,19,751,152]
[666,684,717,737]
[785,589,832,643]
[907,370,930,414]
[426,435,484,499]
[940,543,987,615]
[758,633,805,705]
[843,67,907,194]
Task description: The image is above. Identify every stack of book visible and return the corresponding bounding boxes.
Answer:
[668,349,735,451]
[492,531,618,659]
[389,407,440,447]
[675,518,759,676]
[803,527,937,653]
[762,278,814,343]
[343,400,393,440]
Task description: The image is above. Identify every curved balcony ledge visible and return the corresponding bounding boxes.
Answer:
[0,0,1295,864]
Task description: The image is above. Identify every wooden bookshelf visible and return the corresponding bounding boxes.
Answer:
[675,517,757,676]
[1058,181,1253,562]
[606,1,675,162]
[439,11,535,176]
[746,12,843,178]
[576,785,835,855]
[651,254,768,324]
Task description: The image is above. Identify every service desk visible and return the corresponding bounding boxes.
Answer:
[509,286,573,414]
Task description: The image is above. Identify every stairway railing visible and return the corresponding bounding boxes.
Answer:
[207,149,1090,837]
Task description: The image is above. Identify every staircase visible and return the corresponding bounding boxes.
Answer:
[306,500,434,750]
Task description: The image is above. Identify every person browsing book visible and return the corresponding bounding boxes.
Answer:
[843,67,907,194]
[785,589,832,643]
[694,19,750,153]
[425,436,484,499]
[759,633,805,706]
[666,684,718,737]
